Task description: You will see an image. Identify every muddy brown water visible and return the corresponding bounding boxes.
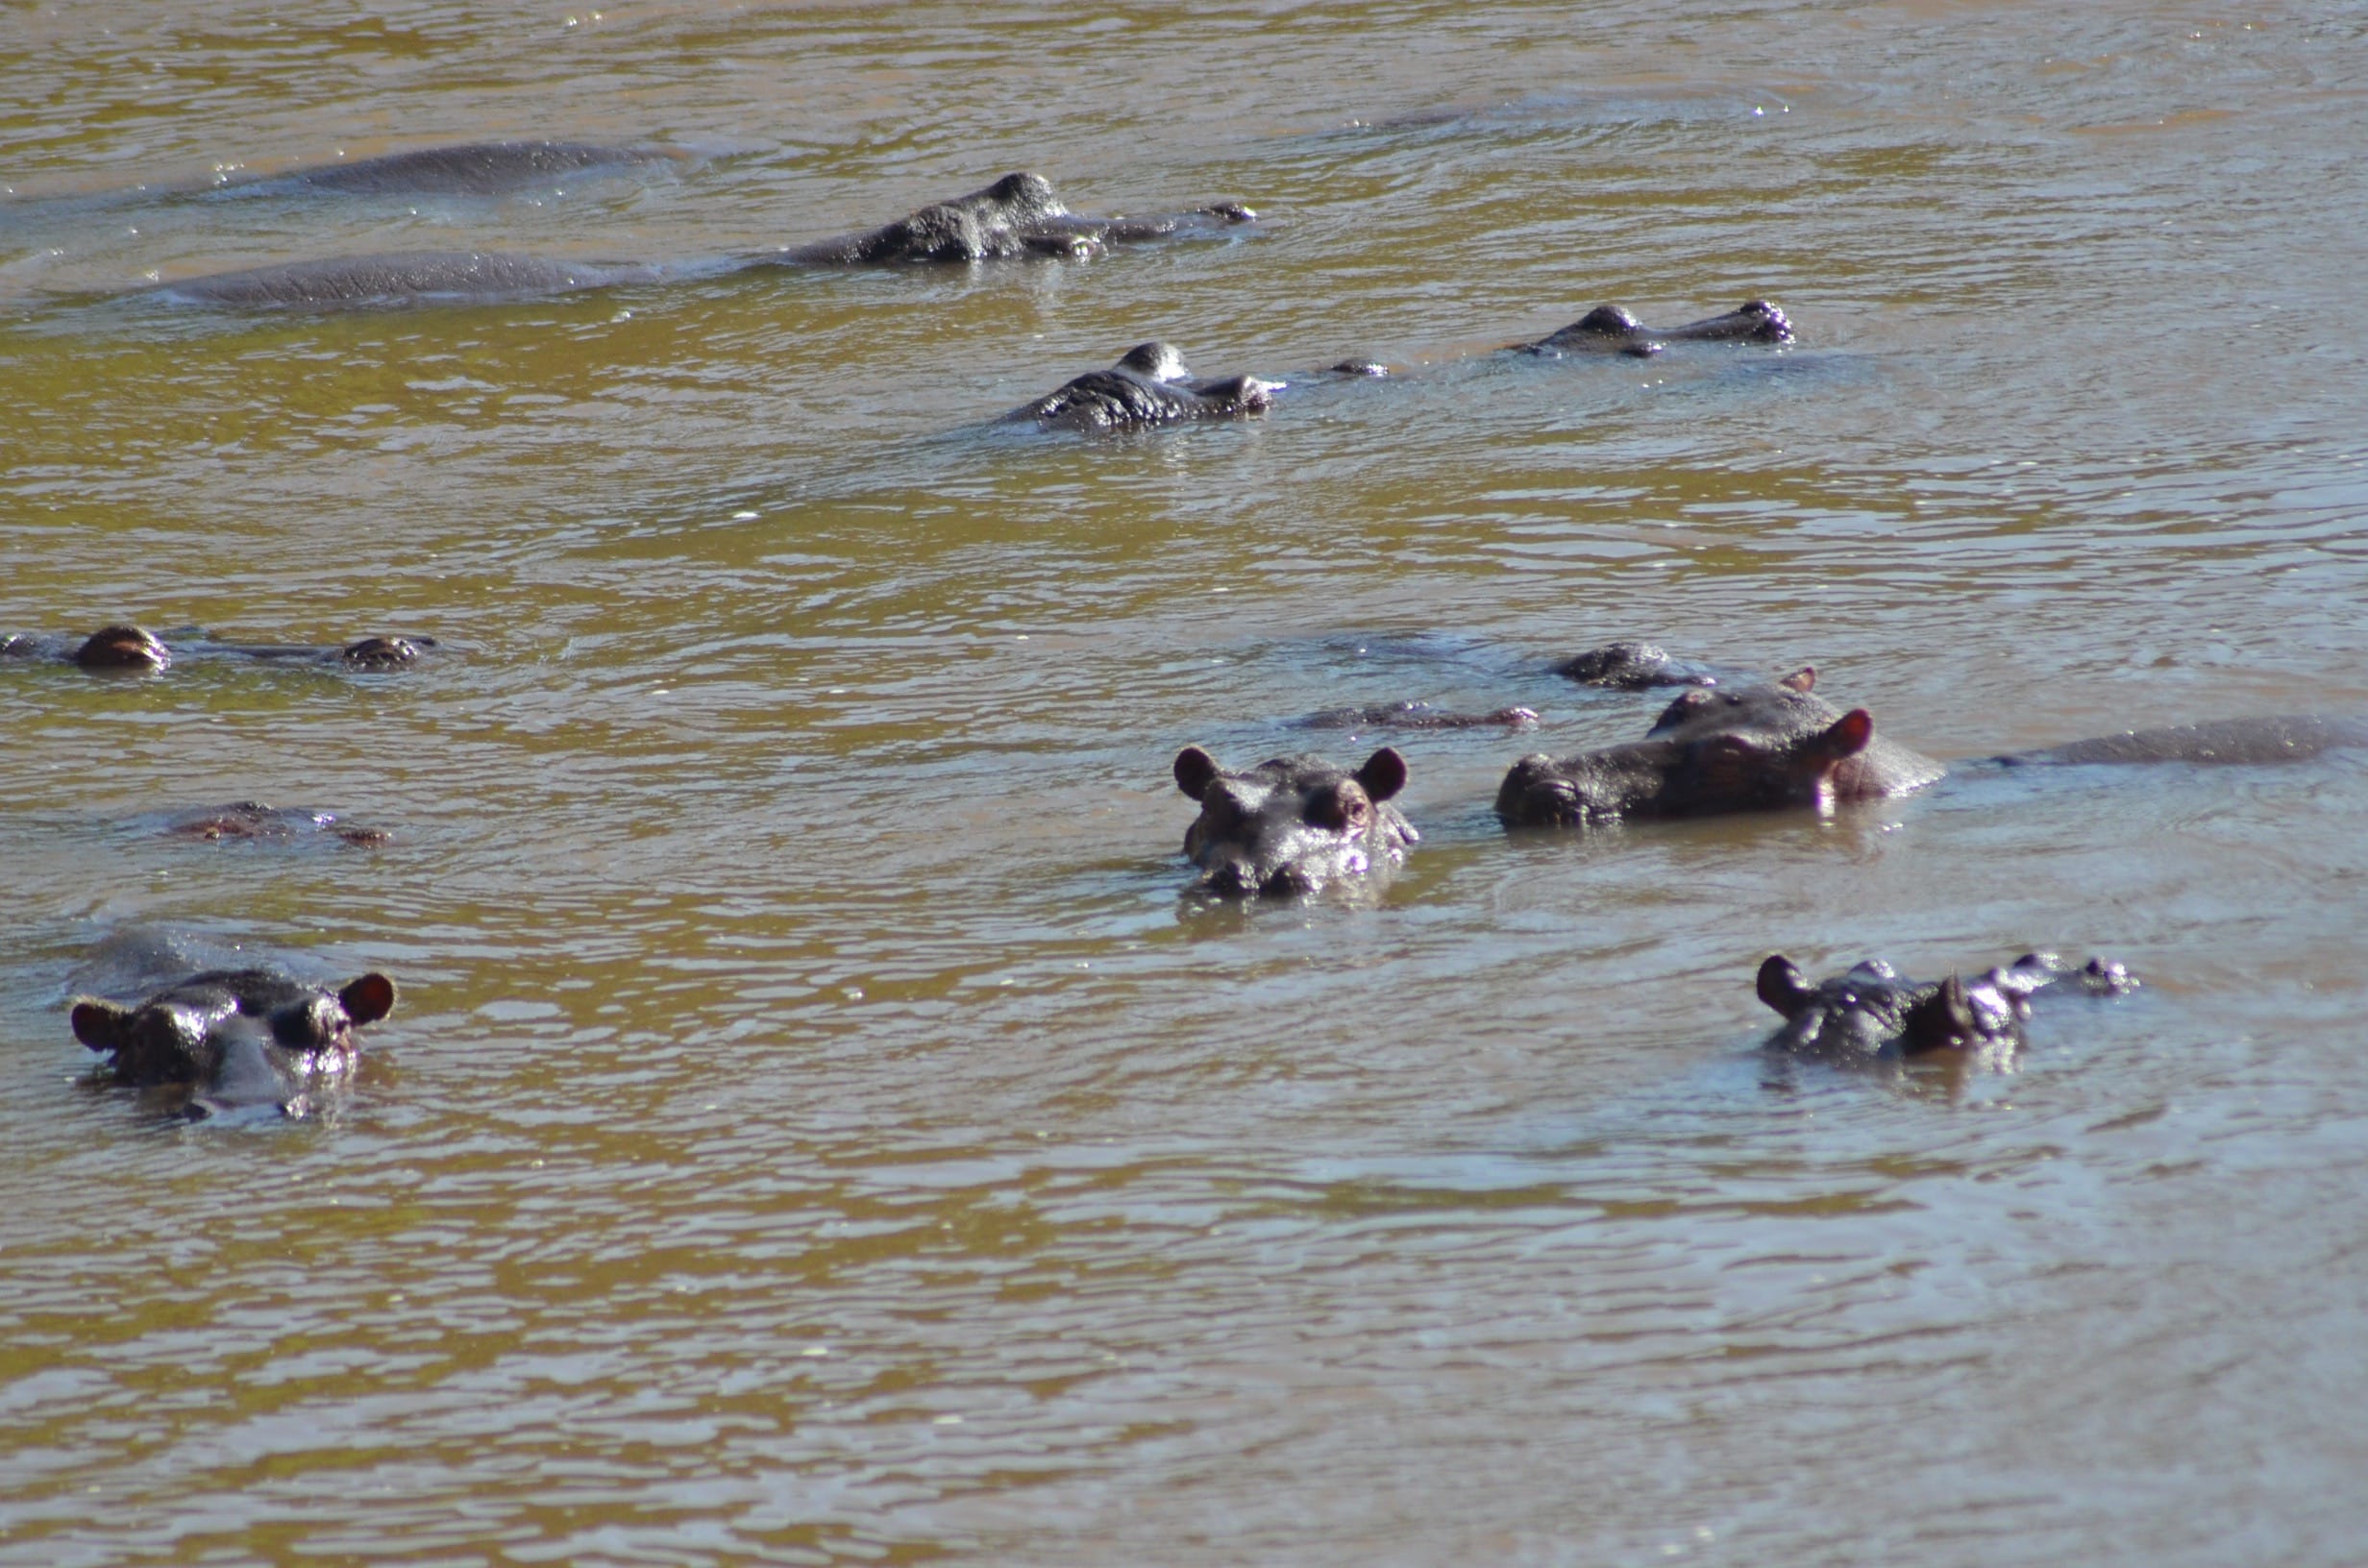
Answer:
[5,3,2368,1564]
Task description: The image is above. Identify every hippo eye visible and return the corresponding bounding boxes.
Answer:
[1308,784,1371,832]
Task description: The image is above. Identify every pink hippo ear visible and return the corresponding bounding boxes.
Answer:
[1779,667,1817,694]
[1356,747,1408,802]
[70,999,129,1053]
[1173,747,1221,801]
[338,973,398,1026]
[1820,709,1875,757]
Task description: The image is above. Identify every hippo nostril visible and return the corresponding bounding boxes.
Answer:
[1260,866,1314,897]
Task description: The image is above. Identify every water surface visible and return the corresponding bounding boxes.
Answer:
[5,3,2368,1563]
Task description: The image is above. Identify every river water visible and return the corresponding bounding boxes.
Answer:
[4,2,2367,1563]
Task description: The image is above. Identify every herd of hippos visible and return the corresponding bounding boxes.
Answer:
[16,140,2361,1116]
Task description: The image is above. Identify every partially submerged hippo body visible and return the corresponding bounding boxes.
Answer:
[776,173,1255,266]
[1499,662,2359,830]
[1756,951,2135,1062]
[1496,668,1920,828]
[1552,640,1723,690]
[1517,301,1793,359]
[71,963,397,1118]
[162,801,391,848]
[1009,342,1277,432]
[221,140,692,198]
[1173,746,1416,897]
[1,625,433,673]
[1295,700,1540,732]
[148,172,1255,307]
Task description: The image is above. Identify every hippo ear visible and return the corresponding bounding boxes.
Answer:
[1173,747,1221,801]
[1779,667,1816,694]
[70,999,128,1052]
[339,973,397,1025]
[1820,709,1875,757]
[1755,956,1813,1017]
[1356,747,1409,802]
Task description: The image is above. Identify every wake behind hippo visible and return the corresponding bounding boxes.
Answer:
[144,172,1256,307]
[221,139,693,198]
[1008,342,1277,432]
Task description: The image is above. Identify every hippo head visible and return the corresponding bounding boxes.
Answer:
[1172,746,1415,897]
[1755,956,1995,1057]
[72,969,396,1088]
[1658,702,1875,816]
[1114,341,1192,382]
[73,625,172,672]
[340,635,428,669]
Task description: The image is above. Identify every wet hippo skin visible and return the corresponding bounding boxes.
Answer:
[1173,746,1417,898]
[1516,300,1794,358]
[1008,342,1278,432]
[71,965,397,1118]
[1756,951,2135,1061]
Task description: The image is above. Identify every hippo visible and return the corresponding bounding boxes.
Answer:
[1172,746,1415,897]
[777,172,1255,266]
[1756,951,2135,1061]
[146,172,1256,307]
[1495,668,1909,829]
[70,961,396,1119]
[161,801,391,847]
[1500,662,2363,830]
[1008,342,1278,432]
[1551,640,1722,690]
[0,625,434,673]
[1516,300,1793,359]
[220,140,692,198]
[1293,700,1540,732]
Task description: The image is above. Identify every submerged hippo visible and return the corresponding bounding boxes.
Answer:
[1172,746,1415,897]
[1008,342,1278,432]
[1496,668,1911,828]
[1756,951,2135,1061]
[1294,700,1541,732]
[219,139,692,198]
[1,625,433,673]
[147,172,1256,307]
[777,172,1254,266]
[71,961,397,1119]
[1516,300,1793,359]
[1551,640,1723,690]
[1499,663,2364,830]
[161,801,391,847]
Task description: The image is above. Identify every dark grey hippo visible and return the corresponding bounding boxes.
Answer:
[1498,662,2363,831]
[1551,640,1724,690]
[222,139,693,197]
[1,625,433,673]
[777,172,1254,265]
[1293,700,1540,732]
[160,802,392,848]
[1008,342,1278,432]
[1756,951,2136,1062]
[1516,300,1794,358]
[70,957,397,1119]
[1496,668,1911,829]
[1172,746,1416,897]
[146,172,1256,307]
